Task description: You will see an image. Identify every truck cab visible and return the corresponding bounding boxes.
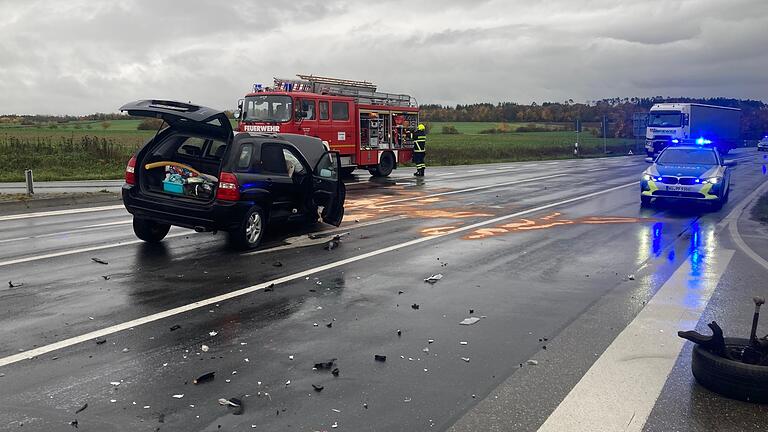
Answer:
[645,103,741,157]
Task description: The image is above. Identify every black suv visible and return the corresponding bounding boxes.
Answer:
[121,100,345,249]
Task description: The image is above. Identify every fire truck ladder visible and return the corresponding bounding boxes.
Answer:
[273,74,417,108]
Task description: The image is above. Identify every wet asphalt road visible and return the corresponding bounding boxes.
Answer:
[1,150,768,431]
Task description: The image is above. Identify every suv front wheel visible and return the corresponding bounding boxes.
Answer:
[133,217,171,243]
[229,206,266,250]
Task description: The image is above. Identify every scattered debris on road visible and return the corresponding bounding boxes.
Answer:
[527,360,539,366]
[219,397,244,415]
[461,357,470,362]
[101,275,110,280]
[8,281,23,288]
[91,257,108,265]
[332,368,340,376]
[172,394,184,399]
[459,317,481,326]
[209,331,218,337]
[70,420,78,428]
[95,338,106,345]
[424,274,443,284]
[201,345,210,352]
[264,283,274,292]
[193,372,215,384]
[312,384,324,392]
[411,304,420,310]
[170,324,181,331]
[375,355,387,362]
[313,359,334,370]
[75,403,88,414]
[273,261,283,267]
[628,274,636,280]
[397,329,402,336]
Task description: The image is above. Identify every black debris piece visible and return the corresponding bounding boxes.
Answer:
[332,368,340,377]
[309,289,316,292]
[469,309,474,314]
[273,261,283,267]
[324,240,340,250]
[95,338,106,345]
[374,354,387,362]
[363,402,368,409]
[75,403,88,414]
[230,397,244,415]
[170,324,181,332]
[411,304,420,310]
[102,275,110,280]
[312,384,324,392]
[158,413,165,423]
[264,284,274,292]
[70,420,78,428]
[314,359,337,370]
[543,345,547,350]
[398,290,404,295]
[91,257,108,265]
[8,281,23,288]
[326,322,333,328]
[194,372,215,384]
[397,329,402,337]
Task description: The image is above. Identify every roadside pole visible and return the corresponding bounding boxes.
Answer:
[24,169,34,196]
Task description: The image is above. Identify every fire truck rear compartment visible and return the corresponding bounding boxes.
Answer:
[140,134,226,202]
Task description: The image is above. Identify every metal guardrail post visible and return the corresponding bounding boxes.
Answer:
[24,169,34,195]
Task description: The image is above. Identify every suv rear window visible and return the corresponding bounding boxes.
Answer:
[177,137,205,157]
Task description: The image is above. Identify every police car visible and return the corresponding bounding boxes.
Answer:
[641,145,736,210]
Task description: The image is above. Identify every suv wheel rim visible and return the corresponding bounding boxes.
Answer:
[246,212,262,244]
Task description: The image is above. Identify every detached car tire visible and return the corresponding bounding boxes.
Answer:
[229,206,266,250]
[691,337,768,403]
[133,217,171,243]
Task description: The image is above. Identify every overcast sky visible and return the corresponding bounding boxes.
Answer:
[1,0,767,115]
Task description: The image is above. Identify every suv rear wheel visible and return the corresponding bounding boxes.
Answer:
[133,217,171,243]
[229,206,266,250]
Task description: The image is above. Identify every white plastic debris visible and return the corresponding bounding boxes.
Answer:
[460,341,468,345]
[424,274,444,283]
[428,339,435,344]
[422,347,429,353]
[173,394,184,399]
[201,345,209,352]
[285,380,291,386]
[209,331,218,337]
[143,406,150,409]
[527,360,539,366]
[461,357,470,362]
[288,355,294,360]
[628,274,636,280]
[331,422,339,428]
[245,358,250,362]
[218,398,239,407]
[331,408,341,413]
[110,399,116,403]
[459,317,481,325]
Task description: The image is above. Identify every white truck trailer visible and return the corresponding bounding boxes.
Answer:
[645,103,741,156]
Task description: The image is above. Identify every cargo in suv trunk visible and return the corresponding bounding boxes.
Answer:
[120,100,234,203]
[140,134,227,202]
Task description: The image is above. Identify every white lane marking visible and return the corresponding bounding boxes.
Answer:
[543,162,559,165]
[0,205,125,222]
[0,220,132,245]
[383,174,567,204]
[538,249,734,432]
[434,172,455,177]
[467,169,487,173]
[0,181,637,368]
[81,220,133,228]
[723,179,768,270]
[0,232,191,268]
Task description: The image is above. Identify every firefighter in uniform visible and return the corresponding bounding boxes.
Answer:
[413,123,427,177]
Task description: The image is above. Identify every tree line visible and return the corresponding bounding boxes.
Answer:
[421,97,768,139]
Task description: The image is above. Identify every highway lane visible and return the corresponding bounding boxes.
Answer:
[1,150,766,431]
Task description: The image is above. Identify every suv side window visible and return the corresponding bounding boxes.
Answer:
[283,148,307,176]
[237,144,253,170]
[261,143,288,175]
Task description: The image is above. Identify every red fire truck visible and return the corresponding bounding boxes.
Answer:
[234,74,419,177]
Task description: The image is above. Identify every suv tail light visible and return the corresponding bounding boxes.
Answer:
[125,155,137,185]
[216,172,240,201]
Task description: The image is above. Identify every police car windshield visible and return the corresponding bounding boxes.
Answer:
[242,95,293,123]
[657,148,717,165]
[648,111,682,127]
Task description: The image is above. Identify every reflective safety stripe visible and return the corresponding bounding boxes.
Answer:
[414,149,426,153]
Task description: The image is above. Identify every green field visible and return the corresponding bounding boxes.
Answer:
[0,120,642,182]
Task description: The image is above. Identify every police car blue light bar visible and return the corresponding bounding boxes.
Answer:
[696,137,712,145]
[671,139,679,144]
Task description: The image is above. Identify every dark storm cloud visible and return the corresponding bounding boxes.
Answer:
[0,0,766,114]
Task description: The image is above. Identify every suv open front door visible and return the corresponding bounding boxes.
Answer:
[312,151,345,226]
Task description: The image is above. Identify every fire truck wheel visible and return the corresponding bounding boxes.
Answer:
[370,152,395,177]
[691,337,768,403]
